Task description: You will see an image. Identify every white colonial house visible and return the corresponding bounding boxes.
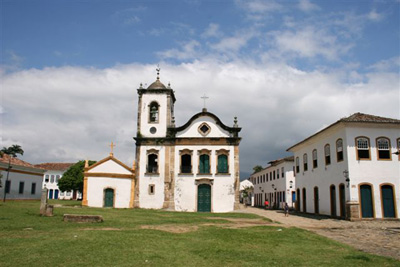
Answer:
[35,163,77,200]
[287,112,399,220]
[134,72,241,212]
[0,154,45,200]
[250,156,295,209]
[82,71,241,212]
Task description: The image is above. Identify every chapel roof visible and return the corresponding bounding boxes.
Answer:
[34,162,74,171]
[287,112,400,151]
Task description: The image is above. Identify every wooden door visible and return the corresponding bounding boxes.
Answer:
[314,187,319,214]
[302,188,307,213]
[360,185,373,218]
[381,185,395,218]
[339,184,345,218]
[104,188,114,208]
[49,189,53,199]
[330,185,337,217]
[198,184,211,212]
[54,189,59,200]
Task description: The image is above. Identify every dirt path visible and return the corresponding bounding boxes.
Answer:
[237,207,400,261]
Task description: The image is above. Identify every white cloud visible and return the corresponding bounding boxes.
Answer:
[298,0,320,12]
[368,56,400,72]
[235,0,283,20]
[201,23,222,38]
[367,9,383,21]
[271,26,352,60]
[1,61,398,175]
[157,40,201,60]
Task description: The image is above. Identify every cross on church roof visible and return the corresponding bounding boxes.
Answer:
[109,142,115,157]
[201,94,209,112]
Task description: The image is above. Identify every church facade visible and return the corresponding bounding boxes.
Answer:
[134,73,241,212]
[83,72,242,212]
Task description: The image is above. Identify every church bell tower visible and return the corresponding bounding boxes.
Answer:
[136,68,176,138]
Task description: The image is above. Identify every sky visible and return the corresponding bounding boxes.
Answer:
[1,0,399,178]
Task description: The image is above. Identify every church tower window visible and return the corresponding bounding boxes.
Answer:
[149,102,159,123]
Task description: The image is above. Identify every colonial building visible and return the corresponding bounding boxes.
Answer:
[250,156,295,209]
[134,72,241,212]
[83,71,242,212]
[0,154,45,200]
[287,113,399,220]
[34,163,76,200]
[83,152,135,208]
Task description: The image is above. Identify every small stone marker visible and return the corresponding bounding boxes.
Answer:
[40,188,48,216]
[63,214,104,223]
[45,205,54,217]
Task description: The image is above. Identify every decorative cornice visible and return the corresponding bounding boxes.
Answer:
[85,173,134,179]
[134,137,241,146]
[137,88,176,103]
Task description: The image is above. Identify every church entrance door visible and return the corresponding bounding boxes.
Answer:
[198,184,211,212]
[104,188,114,208]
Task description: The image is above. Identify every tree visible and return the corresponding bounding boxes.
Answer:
[58,160,96,193]
[253,165,263,174]
[1,145,24,158]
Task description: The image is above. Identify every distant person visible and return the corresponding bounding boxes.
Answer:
[284,202,289,217]
[264,200,269,210]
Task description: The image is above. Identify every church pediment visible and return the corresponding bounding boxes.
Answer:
[86,156,134,175]
[174,111,241,139]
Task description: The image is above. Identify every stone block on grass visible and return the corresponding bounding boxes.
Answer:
[63,214,104,223]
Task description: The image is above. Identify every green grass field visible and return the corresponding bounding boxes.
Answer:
[0,200,398,267]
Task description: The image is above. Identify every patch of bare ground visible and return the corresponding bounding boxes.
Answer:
[81,228,121,231]
[141,225,199,233]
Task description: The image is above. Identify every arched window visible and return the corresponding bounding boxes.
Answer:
[295,157,300,173]
[281,167,284,178]
[324,144,331,165]
[303,154,308,171]
[149,102,159,123]
[356,137,370,160]
[376,137,391,160]
[147,153,158,173]
[312,149,318,168]
[277,169,280,179]
[336,139,343,162]
[50,175,55,183]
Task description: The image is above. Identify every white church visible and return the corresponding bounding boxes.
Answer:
[83,71,242,212]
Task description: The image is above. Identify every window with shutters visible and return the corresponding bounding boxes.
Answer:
[198,149,211,174]
[376,137,391,160]
[216,149,229,174]
[303,153,308,171]
[355,137,370,160]
[312,149,318,168]
[325,144,331,165]
[336,139,344,162]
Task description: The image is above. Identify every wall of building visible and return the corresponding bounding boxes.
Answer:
[86,177,132,208]
[0,170,43,200]
[173,145,236,212]
[345,126,399,218]
[138,145,166,209]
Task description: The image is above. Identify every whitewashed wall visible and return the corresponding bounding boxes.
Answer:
[138,145,166,209]
[176,117,230,138]
[0,170,42,200]
[174,145,236,212]
[86,177,132,208]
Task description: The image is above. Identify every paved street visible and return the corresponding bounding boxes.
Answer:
[237,207,400,260]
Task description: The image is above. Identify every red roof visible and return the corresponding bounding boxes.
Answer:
[34,162,74,171]
[0,153,37,168]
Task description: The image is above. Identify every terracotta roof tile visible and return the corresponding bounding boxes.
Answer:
[340,112,400,123]
[0,154,37,168]
[34,162,74,171]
